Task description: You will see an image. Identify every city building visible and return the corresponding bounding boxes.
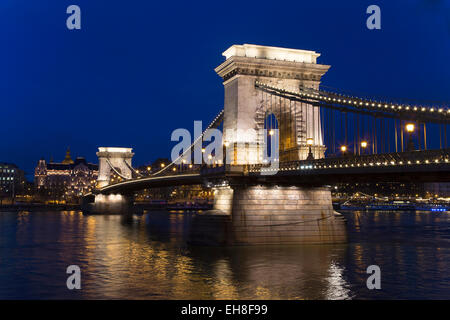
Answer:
[34,148,98,203]
[0,162,26,199]
[424,183,450,198]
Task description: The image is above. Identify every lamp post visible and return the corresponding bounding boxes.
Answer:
[340,145,347,157]
[406,123,415,151]
[361,141,368,155]
[306,138,314,160]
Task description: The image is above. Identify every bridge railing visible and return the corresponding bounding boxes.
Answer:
[247,148,450,174]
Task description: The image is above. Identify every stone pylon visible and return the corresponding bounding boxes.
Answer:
[96,147,134,188]
[215,44,329,163]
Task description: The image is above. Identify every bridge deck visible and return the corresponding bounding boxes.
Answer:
[92,149,450,194]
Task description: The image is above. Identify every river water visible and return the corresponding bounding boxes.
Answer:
[0,210,449,299]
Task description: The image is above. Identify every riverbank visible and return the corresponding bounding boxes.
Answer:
[0,202,213,212]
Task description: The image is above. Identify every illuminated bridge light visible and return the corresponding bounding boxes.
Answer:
[430,108,435,112]
[390,161,395,165]
[425,160,429,164]
[435,159,439,163]
[416,160,420,164]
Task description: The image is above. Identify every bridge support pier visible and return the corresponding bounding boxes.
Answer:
[189,184,346,245]
[230,185,346,245]
[81,193,134,215]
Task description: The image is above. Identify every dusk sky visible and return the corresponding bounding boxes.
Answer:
[1,0,449,176]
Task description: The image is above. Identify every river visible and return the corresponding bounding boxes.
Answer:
[0,210,449,299]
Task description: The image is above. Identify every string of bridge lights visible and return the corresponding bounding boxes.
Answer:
[149,109,225,177]
[108,109,224,184]
[255,81,450,118]
[249,156,450,173]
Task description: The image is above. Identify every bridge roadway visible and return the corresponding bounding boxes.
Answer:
[94,148,450,195]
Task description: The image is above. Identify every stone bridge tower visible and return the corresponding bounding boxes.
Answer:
[192,44,347,245]
[215,44,330,163]
[96,147,134,188]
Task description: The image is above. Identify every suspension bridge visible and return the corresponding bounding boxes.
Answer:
[83,44,450,245]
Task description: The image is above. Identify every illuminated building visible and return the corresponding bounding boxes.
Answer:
[34,148,98,201]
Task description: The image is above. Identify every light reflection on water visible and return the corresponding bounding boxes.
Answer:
[0,210,449,299]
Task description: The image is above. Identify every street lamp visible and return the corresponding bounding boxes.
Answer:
[361,141,368,154]
[306,138,314,160]
[269,129,275,136]
[340,145,347,156]
[406,123,415,151]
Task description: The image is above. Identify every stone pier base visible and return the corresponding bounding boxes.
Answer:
[189,185,347,245]
[81,193,133,215]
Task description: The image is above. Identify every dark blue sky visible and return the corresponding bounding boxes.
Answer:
[1,0,449,176]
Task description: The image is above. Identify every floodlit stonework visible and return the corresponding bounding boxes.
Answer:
[190,44,347,245]
[96,147,134,188]
[215,44,329,163]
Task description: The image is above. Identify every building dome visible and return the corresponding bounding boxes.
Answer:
[61,147,74,164]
